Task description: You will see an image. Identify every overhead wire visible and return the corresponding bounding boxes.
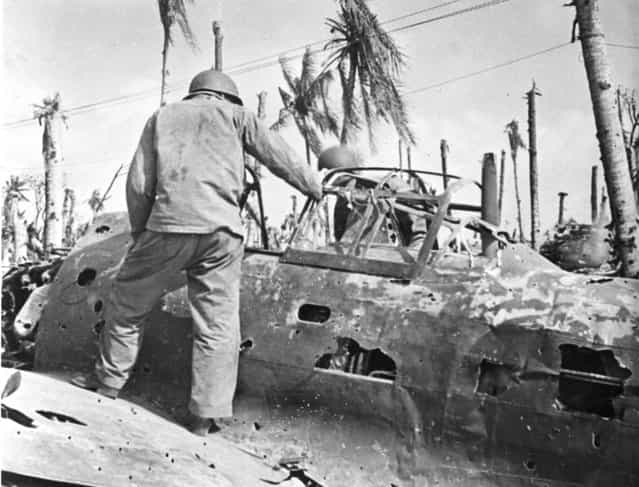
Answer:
[406,41,572,95]
[3,40,575,176]
[3,0,513,129]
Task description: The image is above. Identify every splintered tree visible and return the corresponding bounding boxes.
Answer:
[157,0,197,106]
[571,0,639,277]
[324,0,414,151]
[498,149,506,221]
[34,93,66,255]
[505,120,527,242]
[272,48,339,166]
[526,81,542,249]
[2,176,29,263]
[62,188,76,246]
[616,87,638,201]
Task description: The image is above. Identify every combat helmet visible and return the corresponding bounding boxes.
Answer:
[185,69,243,105]
[317,145,361,171]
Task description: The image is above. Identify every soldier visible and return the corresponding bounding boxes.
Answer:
[317,145,426,249]
[71,69,322,436]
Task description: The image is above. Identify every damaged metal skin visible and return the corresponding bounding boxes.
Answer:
[28,169,639,486]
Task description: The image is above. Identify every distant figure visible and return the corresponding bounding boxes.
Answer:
[71,69,322,436]
[317,146,427,250]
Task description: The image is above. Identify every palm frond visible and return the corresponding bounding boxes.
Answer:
[505,120,527,151]
[278,56,298,94]
[270,109,293,131]
[325,0,411,149]
[299,48,318,93]
[157,0,198,50]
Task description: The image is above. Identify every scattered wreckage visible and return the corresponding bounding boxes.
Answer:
[2,161,639,486]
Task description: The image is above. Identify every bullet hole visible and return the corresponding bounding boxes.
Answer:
[128,475,133,481]
[95,225,111,234]
[93,320,105,336]
[142,364,151,374]
[298,304,331,323]
[209,463,215,469]
[476,359,518,396]
[98,467,102,472]
[524,459,536,471]
[592,432,601,449]
[253,421,261,431]
[59,322,67,330]
[36,410,87,426]
[94,300,103,313]
[240,339,254,352]
[67,435,72,440]
[170,458,175,464]
[77,268,97,286]
[558,344,631,418]
[315,337,397,381]
[390,279,410,285]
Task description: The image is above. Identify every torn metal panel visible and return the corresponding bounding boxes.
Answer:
[0,369,297,487]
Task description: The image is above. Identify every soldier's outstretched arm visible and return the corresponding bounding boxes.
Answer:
[238,109,322,200]
[126,113,158,236]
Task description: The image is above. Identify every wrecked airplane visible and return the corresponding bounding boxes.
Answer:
[2,161,639,486]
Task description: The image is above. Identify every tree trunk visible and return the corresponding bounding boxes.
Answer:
[62,188,76,246]
[160,30,169,106]
[616,88,637,184]
[527,82,541,249]
[591,165,599,222]
[511,150,525,242]
[305,138,311,166]
[498,149,506,222]
[339,60,358,145]
[574,0,639,277]
[440,139,449,189]
[558,192,568,225]
[213,21,223,71]
[11,206,27,263]
[42,112,64,253]
[255,91,267,178]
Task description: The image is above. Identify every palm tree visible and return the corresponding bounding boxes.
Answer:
[157,0,197,106]
[3,176,29,263]
[573,0,639,277]
[34,93,66,254]
[271,48,339,166]
[324,0,414,150]
[505,120,527,242]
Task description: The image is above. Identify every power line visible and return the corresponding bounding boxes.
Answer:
[3,0,511,129]
[405,42,572,95]
[606,42,639,50]
[4,40,574,177]
[389,0,511,35]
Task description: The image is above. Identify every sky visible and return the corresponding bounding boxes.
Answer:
[1,0,638,235]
